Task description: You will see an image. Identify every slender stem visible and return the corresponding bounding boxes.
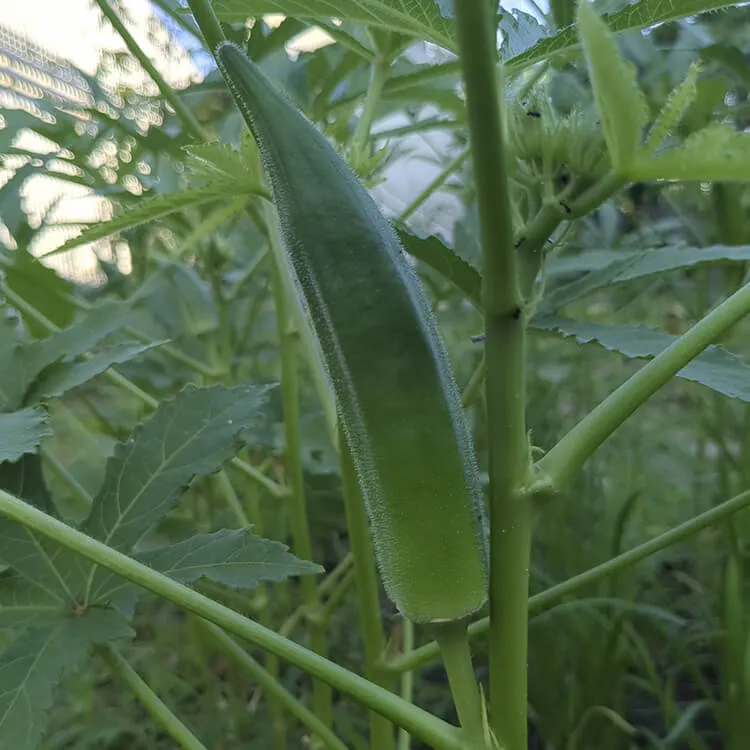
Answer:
[538,280,750,491]
[211,470,250,529]
[314,568,356,624]
[454,2,531,748]
[1,283,286,500]
[94,0,204,141]
[99,644,208,750]
[387,487,750,673]
[434,621,486,748]
[0,488,463,750]
[198,621,347,750]
[269,234,332,733]
[399,148,470,222]
[397,619,415,750]
[351,54,389,165]
[340,426,395,749]
[184,0,226,53]
[42,448,93,510]
[461,353,486,409]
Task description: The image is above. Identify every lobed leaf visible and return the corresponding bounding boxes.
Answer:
[534,316,750,402]
[0,610,133,750]
[0,409,52,463]
[505,0,740,75]
[576,0,649,173]
[82,384,272,605]
[213,0,456,51]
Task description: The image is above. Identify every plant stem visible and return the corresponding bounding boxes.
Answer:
[433,621,486,748]
[351,53,389,165]
[42,448,93,511]
[94,0,205,141]
[198,621,348,750]
[386,487,750,673]
[340,426,395,749]
[399,148,470,222]
[0,282,286,500]
[269,238,332,734]
[538,280,750,491]
[0,488,463,750]
[185,0,226,53]
[211,470,251,532]
[99,644,208,750]
[454,2,531,748]
[397,619,415,750]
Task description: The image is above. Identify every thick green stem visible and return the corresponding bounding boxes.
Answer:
[397,619,415,750]
[387,487,750,673]
[199,621,347,750]
[538,280,750,491]
[269,244,332,734]
[454,2,531,748]
[434,621,486,748]
[351,53,389,165]
[94,0,204,141]
[0,488,463,750]
[0,282,286,499]
[99,644,208,750]
[339,426,395,749]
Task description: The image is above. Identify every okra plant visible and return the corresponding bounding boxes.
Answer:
[2,0,750,749]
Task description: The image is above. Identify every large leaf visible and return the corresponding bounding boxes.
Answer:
[576,0,648,173]
[81,384,272,604]
[541,245,750,314]
[0,609,133,750]
[213,0,456,51]
[534,316,750,402]
[98,529,321,610]
[505,0,740,75]
[0,409,52,463]
[26,341,165,403]
[40,186,246,260]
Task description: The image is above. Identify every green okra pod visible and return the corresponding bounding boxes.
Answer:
[216,42,488,624]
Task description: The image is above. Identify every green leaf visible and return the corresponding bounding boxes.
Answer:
[26,341,165,404]
[213,0,456,51]
[397,227,483,309]
[0,312,26,412]
[21,302,133,392]
[505,0,740,76]
[184,140,261,187]
[644,62,701,154]
[0,609,133,750]
[40,187,242,261]
[576,0,648,173]
[541,245,750,314]
[0,249,75,336]
[499,9,546,60]
[0,409,52,463]
[533,316,750,402]
[630,123,750,182]
[82,384,272,604]
[100,529,322,609]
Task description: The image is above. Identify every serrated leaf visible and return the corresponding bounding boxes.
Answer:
[40,187,242,261]
[397,227,483,309]
[505,0,740,75]
[534,316,750,402]
[184,141,260,187]
[21,302,133,394]
[82,384,271,605]
[576,0,648,173]
[631,123,750,182]
[0,409,52,463]
[644,62,701,154]
[26,341,165,404]
[540,244,750,314]
[500,9,546,60]
[100,529,321,610]
[213,0,456,51]
[0,609,133,750]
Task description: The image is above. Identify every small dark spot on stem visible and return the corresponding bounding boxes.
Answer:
[471,333,486,343]
[514,236,526,249]
[512,306,522,320]
[526,110,541,118]
[560,200,572,215]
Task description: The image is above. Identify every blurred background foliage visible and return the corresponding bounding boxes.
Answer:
[3,0,750,748]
